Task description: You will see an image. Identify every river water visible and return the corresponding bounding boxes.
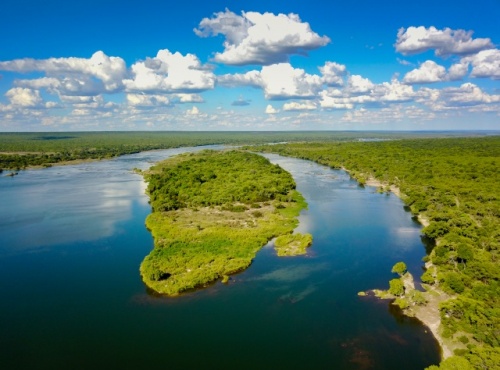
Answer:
[0,147,440,370]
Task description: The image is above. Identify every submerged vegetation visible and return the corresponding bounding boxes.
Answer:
[274,233,313,256]
[250,137,500,369]
[140,150,312,295]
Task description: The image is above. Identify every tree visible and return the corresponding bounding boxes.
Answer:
[391,261,407,276]
[389,278,404,296]
[425,355,474,370]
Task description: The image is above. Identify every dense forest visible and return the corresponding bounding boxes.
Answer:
[140,150,312,295]
[250,137,499,369]
[0,131,486,170]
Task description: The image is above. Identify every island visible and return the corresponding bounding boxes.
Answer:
[140,150,312,296]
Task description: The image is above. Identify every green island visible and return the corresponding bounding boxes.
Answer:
[250,136,500,370]
[139,150,312,295]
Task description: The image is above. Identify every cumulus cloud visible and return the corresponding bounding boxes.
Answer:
[372,79,416,102]
[265,104,279,114]
[319,78,417,109]
[260,63,323,100]
[195,9,330,65]
[319,61,347,86]
[0,51,127,93]
[217,70,263,88]
[171,94,204,103]
[447,62,469,81]
[124,49,215,93]
[442,83,500,105]
[186,106,200,115]
[282,101,317,111]
[126,93,171,107]
[346,75,374,94]
[5,87,43,107]
[463,49,500,80]
[402,60,447,84]
[395,26,493,56]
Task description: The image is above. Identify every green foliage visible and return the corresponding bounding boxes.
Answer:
[140,150,310,295]
[394,297,409,309]
[425,356,474,370]
[389,278,405,296]
[391,261,407,276]
[146,150,296,211]
[466,346,500,370]
[421,269,435,285]
[444,272,466,294]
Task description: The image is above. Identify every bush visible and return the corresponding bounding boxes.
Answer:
[391,261,407,276]
[389,278,405,296]
[421,270,435,285]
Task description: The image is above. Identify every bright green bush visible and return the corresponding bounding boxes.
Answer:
[389,278,405,296]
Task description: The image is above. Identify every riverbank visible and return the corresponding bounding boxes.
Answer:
[361,175,454,360]
[363,176,431,227]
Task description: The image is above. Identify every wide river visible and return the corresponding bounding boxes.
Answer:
[0,147,440,370]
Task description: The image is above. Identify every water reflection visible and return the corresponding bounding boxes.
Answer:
[0,145,223,254]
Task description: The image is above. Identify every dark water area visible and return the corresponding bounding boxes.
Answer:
[0,148,440,370]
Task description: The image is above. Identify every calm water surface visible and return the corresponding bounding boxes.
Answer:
[0,148,440,369]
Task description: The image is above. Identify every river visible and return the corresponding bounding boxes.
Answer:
[0,147,440,369]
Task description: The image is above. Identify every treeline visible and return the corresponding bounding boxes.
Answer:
[0,131,480,170]
[141,150,310,295]
[146,150,295,211]
[250,137,500,369]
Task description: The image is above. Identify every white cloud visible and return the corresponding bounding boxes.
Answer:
[195,10,330,65]
[464,49,500,80]
[126,93,171,107]
[319,61,347,86]
[265,104,279,114]
[402,60,447,84]
[341,105,435,124]
[442,83,500,105]
[217,70,263,88]
[123,49,215,93]
[346,75,374,94]
[373,79,416,102]
[447,61,469,81]
[282,101,317,111]
[0,51,127,93]
[171,94,204,103]
[395,26,493,56]
[186,106,200,115]
[260,63,322,100]
[6,87,43,107]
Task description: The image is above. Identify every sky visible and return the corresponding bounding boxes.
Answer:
[0,0,499,131]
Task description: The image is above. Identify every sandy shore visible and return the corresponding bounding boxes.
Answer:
[364,176,430,227]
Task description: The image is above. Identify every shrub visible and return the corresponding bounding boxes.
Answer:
[389,278,405,296]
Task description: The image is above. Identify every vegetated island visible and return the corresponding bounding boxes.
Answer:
[250,137,499,370]
[140,150,312,296]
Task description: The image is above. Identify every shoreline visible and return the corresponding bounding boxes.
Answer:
[361,174,452,360]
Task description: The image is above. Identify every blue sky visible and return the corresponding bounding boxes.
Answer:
[0,0,499,131]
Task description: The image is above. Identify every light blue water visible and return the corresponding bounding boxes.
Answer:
[0,148,440,369]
